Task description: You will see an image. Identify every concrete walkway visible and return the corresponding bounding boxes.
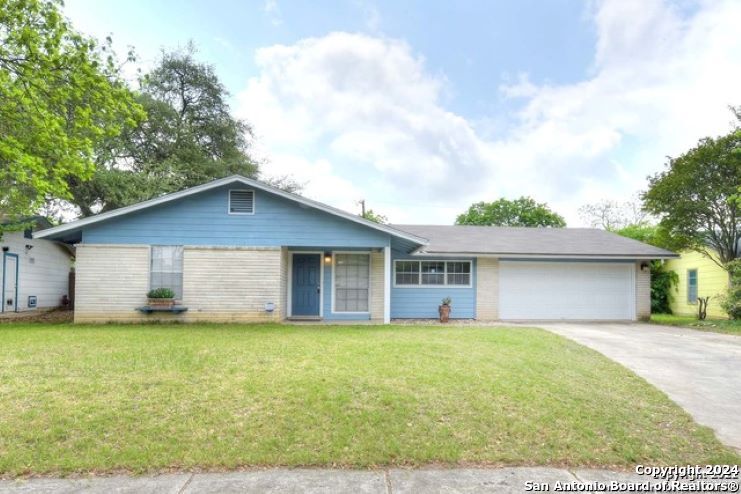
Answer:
[0,467,677,493]
[538,322,741,451]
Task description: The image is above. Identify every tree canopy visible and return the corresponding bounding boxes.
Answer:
[611,223,677,251]
[0,0,143,227]
[613,224,678,314]
[578,197,652,230]
[361,209,388,224]
[455,197,566,227]
[643,128,740,268]
[65,45,260,217]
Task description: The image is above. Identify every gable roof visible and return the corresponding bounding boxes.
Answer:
[34,175,429,245]
[392,225,678,259]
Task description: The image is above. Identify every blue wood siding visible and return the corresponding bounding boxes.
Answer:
[82,185,392,248]
[390,250,477,319]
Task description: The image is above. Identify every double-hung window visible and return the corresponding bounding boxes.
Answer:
[446,262,471,285]
[334,253,370,312]
[394,261,419,285]
[687,269,698,304]
[421,261,445,285]
[150,246,184,299]
[394,260,472,287]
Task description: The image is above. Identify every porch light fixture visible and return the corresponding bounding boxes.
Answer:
[324,252,332,264]
[640,262,650,272]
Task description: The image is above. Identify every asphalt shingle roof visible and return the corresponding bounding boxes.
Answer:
[392,225,677,258]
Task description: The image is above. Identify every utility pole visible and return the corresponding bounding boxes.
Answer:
[358,199,366,217]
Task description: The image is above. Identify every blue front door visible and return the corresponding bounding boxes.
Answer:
[292,254,321,316]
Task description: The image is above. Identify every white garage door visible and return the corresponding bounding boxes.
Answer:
[499,261,635,320]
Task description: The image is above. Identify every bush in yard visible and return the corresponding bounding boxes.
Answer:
[719,259,741,319]
[147,288,175,299]
[651,263,678,314]
[614,224,678,314]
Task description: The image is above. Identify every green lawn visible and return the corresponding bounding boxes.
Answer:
[650,314,741,335]
[0,323,737,476]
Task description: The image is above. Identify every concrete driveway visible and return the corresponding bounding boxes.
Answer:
[538,323,741,451]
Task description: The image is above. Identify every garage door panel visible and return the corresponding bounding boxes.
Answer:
[499,261,635,320]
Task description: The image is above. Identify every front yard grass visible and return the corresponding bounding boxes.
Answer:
[0,323,738,476]
[650,313,741,335]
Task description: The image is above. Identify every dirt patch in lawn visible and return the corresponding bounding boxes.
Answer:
[0,308,73,324]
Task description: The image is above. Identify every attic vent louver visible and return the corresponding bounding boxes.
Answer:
[229,190,254,214]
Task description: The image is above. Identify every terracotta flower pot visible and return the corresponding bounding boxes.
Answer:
[439,304,451,323]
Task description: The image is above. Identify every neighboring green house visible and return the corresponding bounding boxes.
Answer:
[665,250,729,319]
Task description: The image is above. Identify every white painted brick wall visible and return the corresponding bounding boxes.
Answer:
[476,258,499,320]
[75,244,150,322]
[636,262,651,321]
[370,251,384,320]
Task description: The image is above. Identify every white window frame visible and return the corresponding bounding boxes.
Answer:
[393,259,472,288]
[149,245,184,300]
[687,268,698,304]
[446,260,473,286]
[331,251,371,314]
[227,189,255,215]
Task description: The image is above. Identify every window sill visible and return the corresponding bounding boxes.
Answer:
[136,306,189,314]
[393,285,472,289]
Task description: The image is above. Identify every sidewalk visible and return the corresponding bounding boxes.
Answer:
[0,467,668,493]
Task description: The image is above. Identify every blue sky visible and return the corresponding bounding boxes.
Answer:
[64,0,741,225]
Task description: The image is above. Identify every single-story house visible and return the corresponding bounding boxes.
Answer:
[35,175,676,323]
[664,250,731,319]
[1,217,74,313]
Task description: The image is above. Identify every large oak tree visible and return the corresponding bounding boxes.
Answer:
[0,0,142,227]
[66,45,260,216]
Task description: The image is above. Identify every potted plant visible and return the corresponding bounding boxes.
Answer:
[147,287,176,308]
[439,297,452,323]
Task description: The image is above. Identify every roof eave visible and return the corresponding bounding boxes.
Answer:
[411,250,679,260]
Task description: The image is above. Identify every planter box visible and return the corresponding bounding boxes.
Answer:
[148,298,175,308]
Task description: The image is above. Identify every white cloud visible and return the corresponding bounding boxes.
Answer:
[263,0,282,26]
[239,0,741,225]
[258,154,366,215]
[357,1,382,32]
[237,32,500,221]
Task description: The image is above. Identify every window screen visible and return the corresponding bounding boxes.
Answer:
[687,269,698,303]
[446,261,471,286]
[394,260,472,286]
[395,261,420,285]
[421,261,445,285]
[150,246,184,299]
[334,253,370,312]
